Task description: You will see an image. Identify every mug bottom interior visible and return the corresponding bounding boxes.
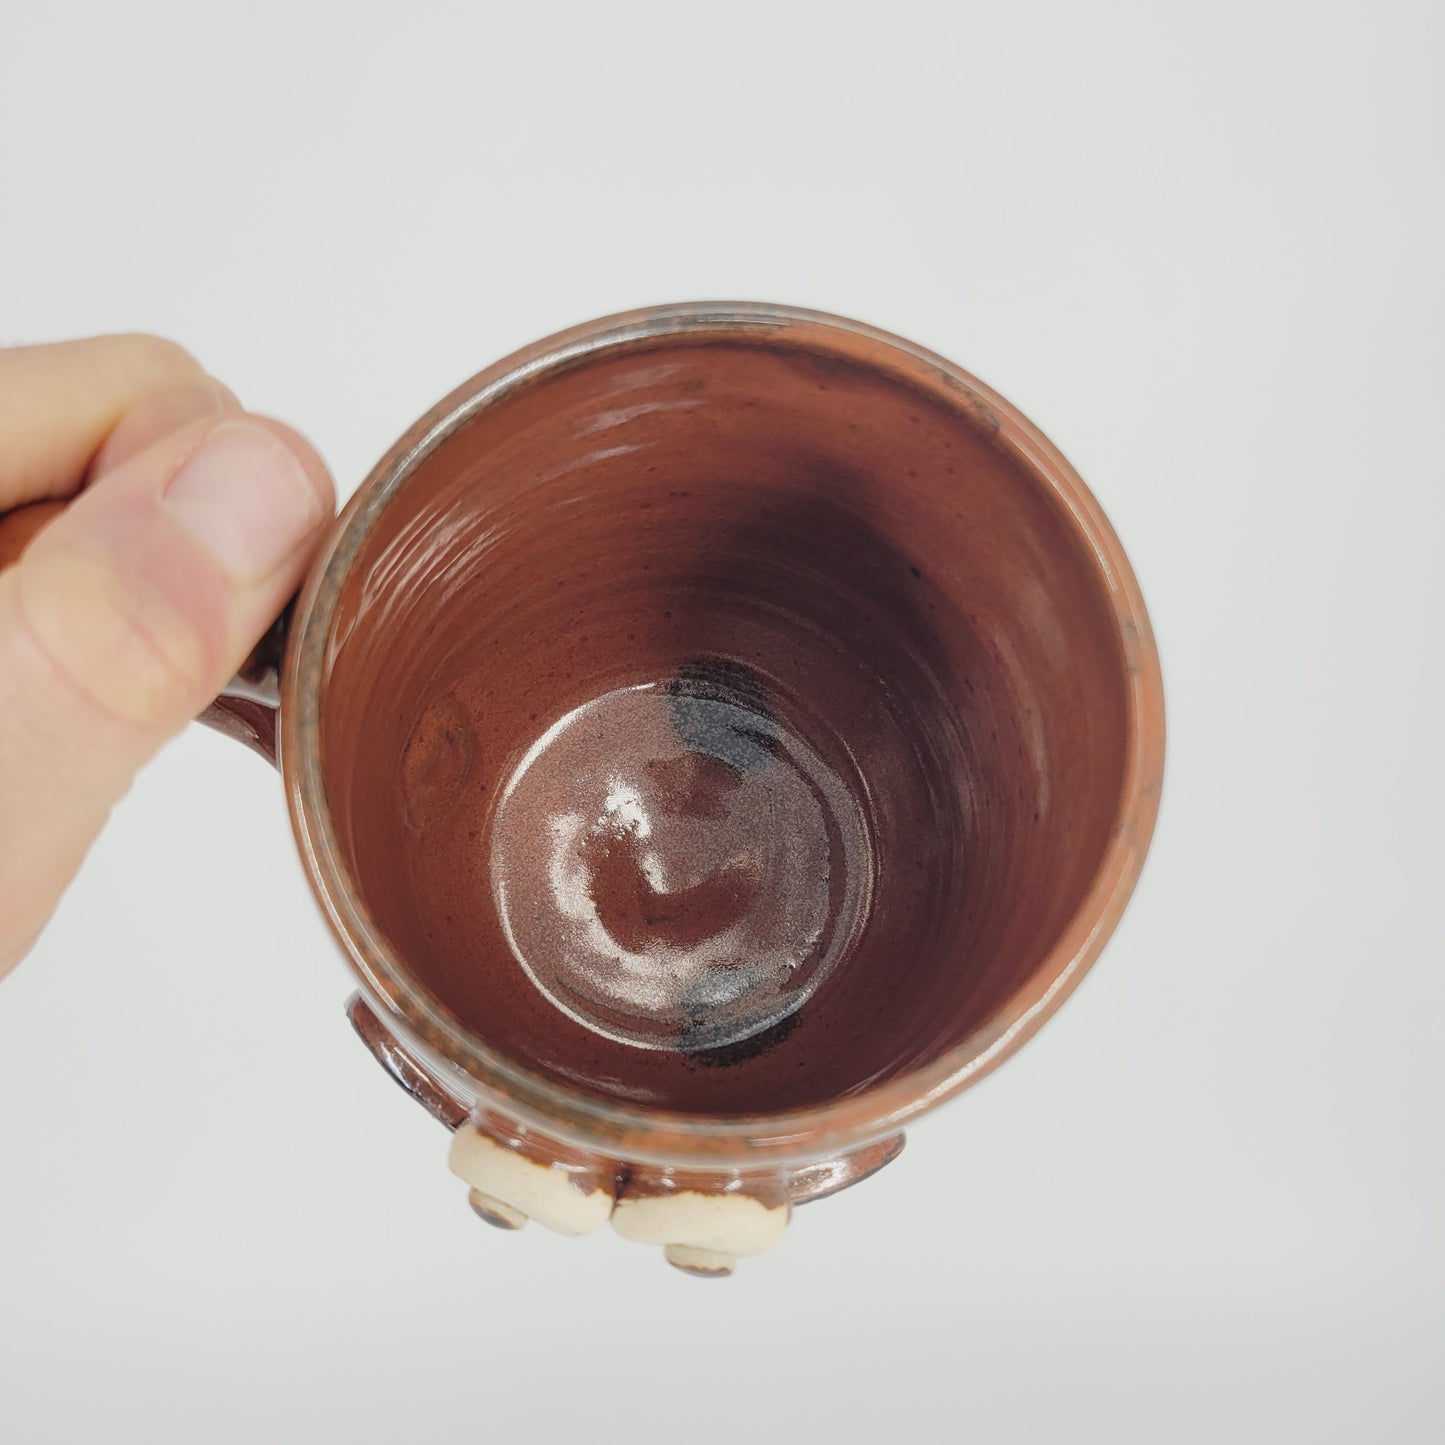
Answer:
[485,672,874,1054]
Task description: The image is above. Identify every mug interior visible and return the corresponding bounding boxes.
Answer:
[316,333,1132,1115]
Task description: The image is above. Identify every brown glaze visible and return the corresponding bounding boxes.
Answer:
[349,993,902,1207]
[785,1133,906,1205]
[618,1165,790,1211]
[346,994,468,1131]
[195,693,281,763]
[4,308,1159,1216]
[313,325,1141,1124]
[194,605,292,763]
[275,304,1164,1174]
[467,1192,525,1230]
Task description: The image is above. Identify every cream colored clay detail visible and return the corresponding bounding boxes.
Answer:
[466,1188,527,1230]
[611,1188,791,1275]
[448,1125,615,1236]
[662,1244,738,1277]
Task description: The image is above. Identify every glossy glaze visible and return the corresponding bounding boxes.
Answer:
[345,993,468,1130]
[0,304,1163,1268]
[488,678,871,1052]
[612,1167,792,1277]
[314,323,1144,1125]
[448,1114,618,1236]
[196,606,292,762]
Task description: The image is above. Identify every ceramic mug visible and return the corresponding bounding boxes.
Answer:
[9,304,1165,1276]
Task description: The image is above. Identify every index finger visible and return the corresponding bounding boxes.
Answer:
[0,334,212,509]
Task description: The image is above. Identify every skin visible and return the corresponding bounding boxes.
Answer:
[0,336,336,978]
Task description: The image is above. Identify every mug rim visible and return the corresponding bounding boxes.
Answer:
[281,301,1165,1169]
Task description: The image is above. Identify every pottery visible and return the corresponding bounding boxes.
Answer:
[12,304,1166,1275]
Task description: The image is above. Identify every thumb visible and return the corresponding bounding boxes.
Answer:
[0,414,333,974]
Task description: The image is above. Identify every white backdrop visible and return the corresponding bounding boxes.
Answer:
[2,2,1441,1440]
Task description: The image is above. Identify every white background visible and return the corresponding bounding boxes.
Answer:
[2,2,1441,1440]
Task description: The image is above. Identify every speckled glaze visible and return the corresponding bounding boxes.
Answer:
[0,303,1164,1274]
[288,302,1164,1272]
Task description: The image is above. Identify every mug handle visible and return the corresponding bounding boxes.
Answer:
[195,603,291,766]
[0,498,290,767]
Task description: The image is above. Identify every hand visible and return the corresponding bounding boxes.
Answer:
[0,336,335,978]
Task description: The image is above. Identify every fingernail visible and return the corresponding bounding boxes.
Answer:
[163,421,323,581]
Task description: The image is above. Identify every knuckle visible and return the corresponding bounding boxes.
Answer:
[111,333,206,385]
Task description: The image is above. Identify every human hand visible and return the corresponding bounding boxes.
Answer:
[0,336,335,978]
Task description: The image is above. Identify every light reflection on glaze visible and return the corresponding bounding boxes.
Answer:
[492,681,872,1051]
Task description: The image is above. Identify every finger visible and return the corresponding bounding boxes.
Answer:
[0,501,65,571]
[0,382,244,568]
[0,413,335,976]
[0,335,211,508]
[90,378,242,479]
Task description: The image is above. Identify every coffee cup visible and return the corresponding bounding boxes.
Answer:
[9,303,1165,1276]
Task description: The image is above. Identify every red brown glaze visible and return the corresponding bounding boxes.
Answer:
[0,306,1162,1250]
[349,992,903,1207]
[283,303,1165,1172]
[785,1133,907,1205]
[195,693,280,763]
[315,327,1138,1115]
[346,993,468,1131]
[618,1166,790,1211]
[468,1193,524,1230]
[195,605,292,764]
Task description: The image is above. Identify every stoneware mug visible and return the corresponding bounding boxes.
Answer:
[11,304,1166,1276]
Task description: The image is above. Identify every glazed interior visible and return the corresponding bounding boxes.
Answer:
[320,338,1130,1114]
